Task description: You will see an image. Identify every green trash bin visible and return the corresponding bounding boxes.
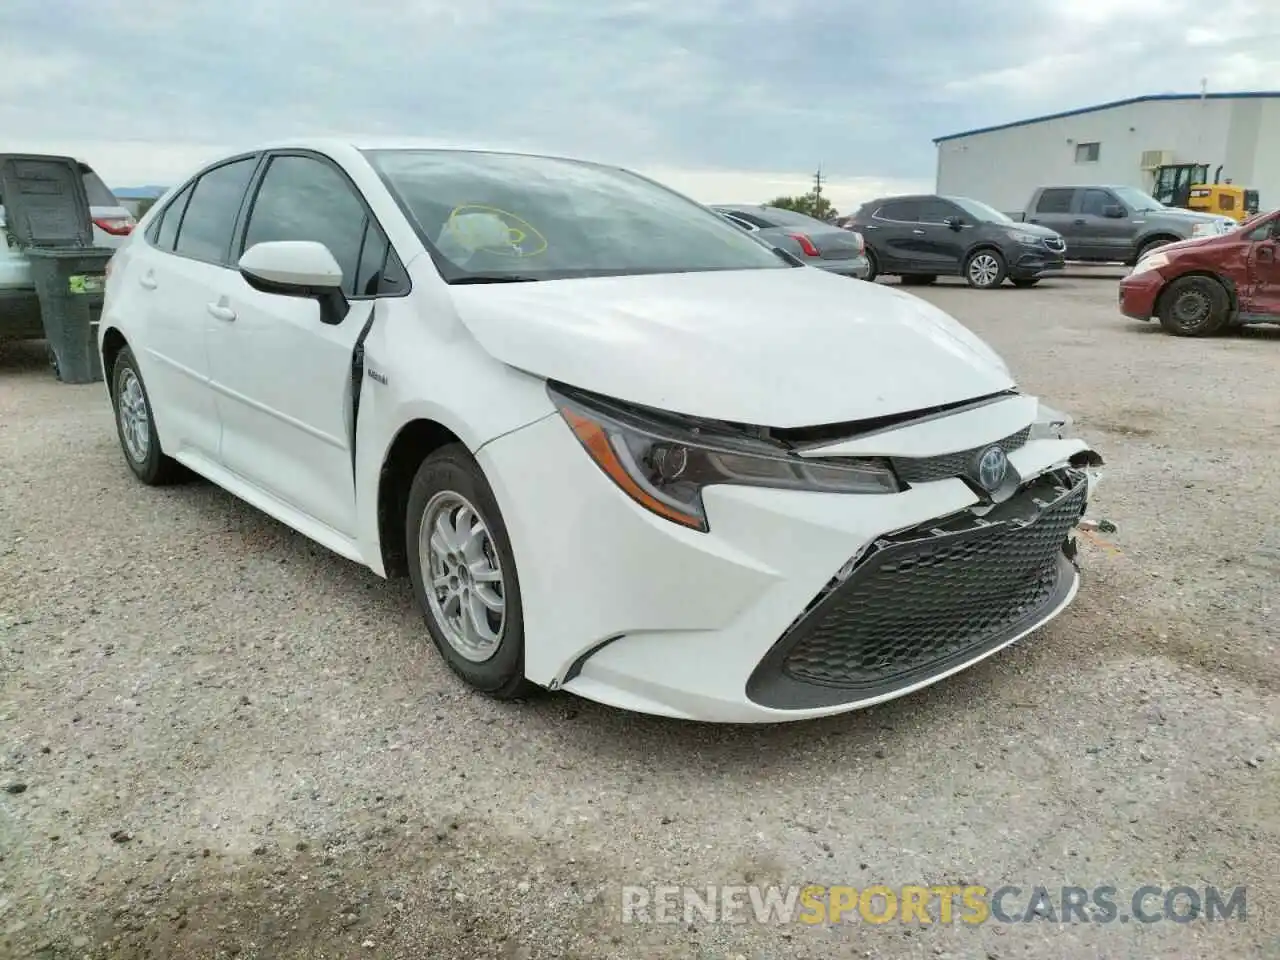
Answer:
[0,153,114,384]
[25,248,112,383]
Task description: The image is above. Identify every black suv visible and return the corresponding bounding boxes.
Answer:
[842,194,1066,289]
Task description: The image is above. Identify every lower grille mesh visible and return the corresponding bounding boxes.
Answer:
[778,473,1086,691]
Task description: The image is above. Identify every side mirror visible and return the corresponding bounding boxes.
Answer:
[1103,205,1126,219]
[944,216,964,231]
[238,240,349,325]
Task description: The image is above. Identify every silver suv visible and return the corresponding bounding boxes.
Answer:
[0,158,135,339]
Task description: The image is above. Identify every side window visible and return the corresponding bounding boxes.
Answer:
[1247,219,1275,242]
[353,219,406,297]
[241,155,369,298]
[876,200,920,222]
[1080,189,1115,217]
[1035,189,1075,214]
[916,199,957,223]
[151,183,193,251]
[173,159,257,264]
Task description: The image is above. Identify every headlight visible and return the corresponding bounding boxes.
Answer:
[550,385,900,532]
[1129,252,1169,275]
[1007,230,1042,245]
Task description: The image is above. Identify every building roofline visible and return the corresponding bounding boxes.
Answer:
[933,91,1280,144]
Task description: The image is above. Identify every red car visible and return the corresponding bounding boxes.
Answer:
[1118,209,1280,336]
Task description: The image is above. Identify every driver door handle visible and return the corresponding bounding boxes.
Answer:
[138,271,158,290]
[912,229,926,235]
[207,302,237,323]
[1073,218,1086,225]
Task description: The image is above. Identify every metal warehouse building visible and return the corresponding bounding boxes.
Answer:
[934,91,1280,215]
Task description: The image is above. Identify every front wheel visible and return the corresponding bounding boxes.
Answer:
[965,250,1007,289]
[406,444,535,699]
[1158,275,1229,337]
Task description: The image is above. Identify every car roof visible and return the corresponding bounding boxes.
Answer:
[244,137,598,167]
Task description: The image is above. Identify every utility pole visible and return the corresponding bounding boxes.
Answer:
[813,165,824,216]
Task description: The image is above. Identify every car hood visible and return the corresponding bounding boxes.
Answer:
[447,267,1016,427]
[1004,221,1061,239]
[1141,234,1221,257]
[1146,207,1225,225]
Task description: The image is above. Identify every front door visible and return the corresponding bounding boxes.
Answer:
[1075,188,1131,261]
[913,198,967,274]
[204,152,395,538]
[1243,222,1280,318]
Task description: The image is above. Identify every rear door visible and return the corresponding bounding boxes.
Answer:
[132,156,260,460]
[204,151,404,538]
[867,199,921,271]
[1026,188,1078,251]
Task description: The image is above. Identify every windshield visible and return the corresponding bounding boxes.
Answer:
[365,149,790,282]
[1111,186,1164,212]
[944,196,1013,224]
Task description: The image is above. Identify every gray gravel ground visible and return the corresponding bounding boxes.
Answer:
[1,272,1278,960]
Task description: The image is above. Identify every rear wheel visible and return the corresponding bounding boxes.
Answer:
[900,274,937,286]
[110,347,184,485]
[1158,275,1229,337]
[863,249,879,282]
[965,249,1007,289]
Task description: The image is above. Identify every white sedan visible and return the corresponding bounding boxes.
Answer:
[99,139,1102,722]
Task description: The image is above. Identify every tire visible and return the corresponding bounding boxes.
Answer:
[405,443,535,700]
[1011,278,1040,288]
[863,249,879,282]
[110,346,184,485]
[964,249,1007,289]
[1136,236,1176,264]
[1158,275,1230,337]
[900,274,938,286]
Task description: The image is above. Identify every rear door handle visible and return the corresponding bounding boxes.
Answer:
[1073,218,1086,225]
[206,302,237,323]
[912,229,926,235]
[139,272,158,290]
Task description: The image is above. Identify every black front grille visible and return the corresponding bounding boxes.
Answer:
[892,426,1030,485]
[747,470,1086,709]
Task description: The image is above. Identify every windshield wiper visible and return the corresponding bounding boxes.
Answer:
[450,274,541,284]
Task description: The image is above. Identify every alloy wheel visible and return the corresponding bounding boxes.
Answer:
[418,491,507,662]
[117,368,151,463]
[968,254,1001,287]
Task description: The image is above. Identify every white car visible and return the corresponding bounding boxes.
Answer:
[99,140,1102,723]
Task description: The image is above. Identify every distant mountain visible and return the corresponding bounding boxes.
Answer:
[112,185,168,199]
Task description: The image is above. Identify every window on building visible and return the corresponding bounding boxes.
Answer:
[1074,141,1101,163]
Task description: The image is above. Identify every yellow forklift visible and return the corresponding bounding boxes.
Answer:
[1151,163,1260,221]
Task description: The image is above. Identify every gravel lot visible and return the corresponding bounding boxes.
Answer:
[2,272,1278,960]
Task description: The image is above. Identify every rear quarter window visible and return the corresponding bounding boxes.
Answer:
[1035,189,1075,214]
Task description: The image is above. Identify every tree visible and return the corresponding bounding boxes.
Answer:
[767,190,838,221]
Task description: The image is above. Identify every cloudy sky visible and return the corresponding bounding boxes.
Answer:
[2,0,1277,211]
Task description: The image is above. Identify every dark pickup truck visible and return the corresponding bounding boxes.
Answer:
[1016,185,1234,265]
